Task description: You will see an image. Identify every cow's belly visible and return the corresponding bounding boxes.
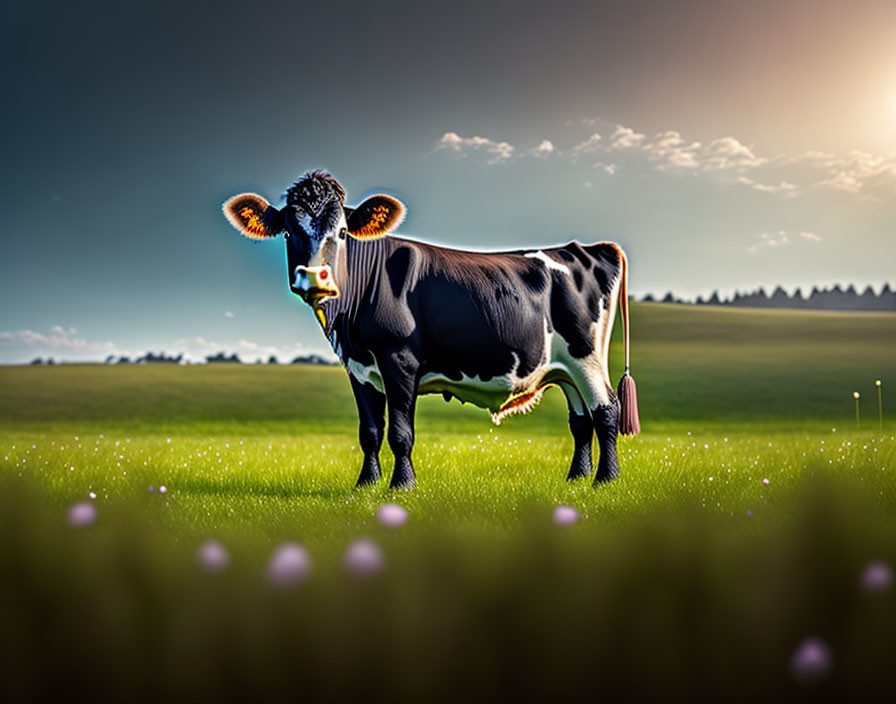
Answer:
[418,371,517,412]
[419,363,576,424]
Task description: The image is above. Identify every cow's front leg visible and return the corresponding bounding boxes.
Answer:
[377,349,420,490]
[592,396,620,484]
[349,375,386,487]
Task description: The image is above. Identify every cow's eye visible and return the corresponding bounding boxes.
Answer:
[283,232,289,240]
[338,228,347,240]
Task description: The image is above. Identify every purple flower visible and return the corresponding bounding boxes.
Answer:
[790,637,833,684]
[197,539,230,573]
[860,561,893,593]
[343,538,386,577]
[68,502,97,527]
[762,478,770,486]
[553,505,580,526]
[377,503,409,527]
[266,542,311,587]
[158,485,168,494]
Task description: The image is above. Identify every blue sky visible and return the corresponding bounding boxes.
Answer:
[2,0,894,363]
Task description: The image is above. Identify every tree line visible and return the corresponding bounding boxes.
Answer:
[643,283,896,311]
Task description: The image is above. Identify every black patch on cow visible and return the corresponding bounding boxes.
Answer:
[566,242,593,270]
[583,243,620,294]
[557,249,575,263]
[573,269,583,291]
[550,271,595,359]
[586,290,600,320]
[519,264,547,293]
[386,246,412,299]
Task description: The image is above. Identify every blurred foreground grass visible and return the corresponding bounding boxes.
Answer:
[1,303,895,700]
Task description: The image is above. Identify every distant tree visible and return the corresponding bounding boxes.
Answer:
[268,355,279,365]
[291,354,336,366]
[206,352,242,364]
[29,357,43,366]
[707,290,721,306]
[642,293,655,302]
[661,291,675,304]
[769,286,790,308]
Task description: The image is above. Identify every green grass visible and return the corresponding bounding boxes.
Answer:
[1,303,895,700]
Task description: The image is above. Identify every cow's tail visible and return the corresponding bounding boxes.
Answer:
[615,247,641,436]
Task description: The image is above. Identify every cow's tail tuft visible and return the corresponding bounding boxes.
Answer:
[615,248,641,436]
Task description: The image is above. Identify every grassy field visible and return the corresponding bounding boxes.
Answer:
[1,303,895,701]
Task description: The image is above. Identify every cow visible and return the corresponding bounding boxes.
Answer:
[223,170,639,489]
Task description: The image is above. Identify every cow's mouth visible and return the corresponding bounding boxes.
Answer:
[299,287,339,304]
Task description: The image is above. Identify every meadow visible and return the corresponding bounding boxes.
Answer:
[1,303,895,701]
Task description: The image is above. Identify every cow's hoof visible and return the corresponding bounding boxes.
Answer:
[389,477,416,491]
[593,469,619,485]
[566,464,593,481]
[355,467,382,488]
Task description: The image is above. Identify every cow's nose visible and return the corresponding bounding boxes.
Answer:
[293,265,337,298]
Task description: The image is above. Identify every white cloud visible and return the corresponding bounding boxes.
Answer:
[224,311,234,318]
[0,326,110,351]
[737,176,797,195]
[435,131,515,164]
[812,151,896,195]
[644,131,702,170]
[608,125,645,150]
[570,132,603,162]
[0,327,335,365]
[701,137,766,170]
[528,139,555,158]
[816,172,863,193]
[432,122,896,198]
[746,230,821,253]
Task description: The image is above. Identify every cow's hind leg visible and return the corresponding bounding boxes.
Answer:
[377,348,419,490]
[349,375,386,487]
[592,395,620,484]
[559,382,593,480]
[564,363,620,484]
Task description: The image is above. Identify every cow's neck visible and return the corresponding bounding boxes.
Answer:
[317,236,390,353]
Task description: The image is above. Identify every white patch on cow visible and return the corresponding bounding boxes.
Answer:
[346,357,384,393]
[547,271,622,412]
[305,213,348,270]
[296,212,314,233]
[524,251,570,275]
[419,320,559,418]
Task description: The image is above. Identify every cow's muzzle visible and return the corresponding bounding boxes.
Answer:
[293,265,340,303]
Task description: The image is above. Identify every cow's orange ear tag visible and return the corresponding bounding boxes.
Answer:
[347,195,406,239]
[223,194,281,239]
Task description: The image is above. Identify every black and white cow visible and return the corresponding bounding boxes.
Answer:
[223,171,639,489]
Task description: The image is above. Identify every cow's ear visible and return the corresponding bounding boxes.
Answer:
[223,193,284,240]
[346,195,405,240]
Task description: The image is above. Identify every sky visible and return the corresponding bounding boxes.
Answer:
[2,0,895,363]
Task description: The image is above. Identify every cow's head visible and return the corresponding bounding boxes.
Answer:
[223,170,405,306]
